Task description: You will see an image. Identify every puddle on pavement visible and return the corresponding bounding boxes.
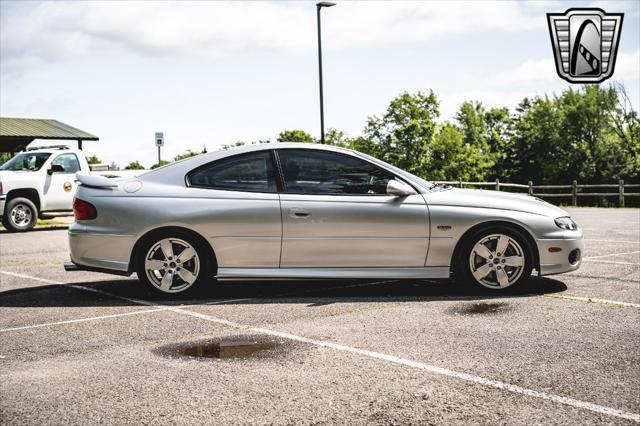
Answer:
[157,335,283,360]
[448,301,512,316]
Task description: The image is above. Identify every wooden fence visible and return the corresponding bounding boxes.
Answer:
[433,179,640,207]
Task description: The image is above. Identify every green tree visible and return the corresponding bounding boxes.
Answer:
[510,96,562,184]
[125,161,145,170]
[508,85,635,184]
[426,123,492,181]
[277,130,315,143]
[555,85,619,182]
[456,102,488,147]
[608,83,639,167]
[364,91,439,175]
[221,141,246,150]
[0,152,12,166]
[346,136,383,159]
[324,128,349,147]
[484,107,514,179]
[453,101,495,180]
[108,161,120,171]
[86,155,101,164]
[151,160,170,169]
[174,146,208,161]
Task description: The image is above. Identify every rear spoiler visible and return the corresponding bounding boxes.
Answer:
[76,172,119,189]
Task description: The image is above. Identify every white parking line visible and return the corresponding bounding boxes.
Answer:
[583,260,640,266]
[544,294,640,309]
[584,239,640,244]
[0,307,168,333]
[2,270,638,422]
[79,285,640,422]
[0,271,391,332]
[583,250,640,260]
[0,270,59,285]
[580,228,640,232]
[0,296,257,333]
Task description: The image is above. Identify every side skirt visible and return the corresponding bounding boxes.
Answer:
[216,267,450,281]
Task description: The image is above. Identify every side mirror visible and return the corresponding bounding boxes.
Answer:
[386,179,416,196]
[48,164,65,175]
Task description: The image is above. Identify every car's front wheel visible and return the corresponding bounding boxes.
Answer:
[136,232,212,294]
[2,197,38,232]
[459,227,533,290]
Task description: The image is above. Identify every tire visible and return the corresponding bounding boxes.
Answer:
[457,226,533,291]
[2,197,38,232]
[135,230,213,294]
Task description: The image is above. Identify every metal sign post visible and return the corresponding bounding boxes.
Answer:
[155,132,164,163]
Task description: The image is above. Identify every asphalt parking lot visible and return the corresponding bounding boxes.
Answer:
[1,207,638,425]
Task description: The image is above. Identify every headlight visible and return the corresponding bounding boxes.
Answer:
[555,216,578,231]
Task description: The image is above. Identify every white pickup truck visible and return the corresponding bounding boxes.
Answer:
[0,146,142,232]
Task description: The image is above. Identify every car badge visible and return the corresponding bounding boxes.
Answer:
[547,8,623,83]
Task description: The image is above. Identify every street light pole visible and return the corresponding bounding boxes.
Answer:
[316,2,335,144]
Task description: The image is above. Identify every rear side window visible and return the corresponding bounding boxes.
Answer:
[187,151,277,193]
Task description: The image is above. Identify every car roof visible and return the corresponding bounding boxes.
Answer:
[138,142,429,192]
[140,142,356,183]
[19,148,82,155]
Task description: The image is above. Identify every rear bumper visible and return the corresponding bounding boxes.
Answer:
[537,237,584,276]
[68,225,135,274]
[64,259,131,277]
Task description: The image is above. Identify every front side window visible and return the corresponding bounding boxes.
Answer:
[278,149,394,195]
[0,153,51,171]
[51,153,81,174]
[187,151,277,193]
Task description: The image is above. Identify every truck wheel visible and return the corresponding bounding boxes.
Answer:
[2,197,38,232]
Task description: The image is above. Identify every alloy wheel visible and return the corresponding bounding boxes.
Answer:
[144,237,200,293]
[468,233,525,289]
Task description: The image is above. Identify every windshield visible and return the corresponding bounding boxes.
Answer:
[0,153,51,171]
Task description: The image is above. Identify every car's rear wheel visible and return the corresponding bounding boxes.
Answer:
[459,227,533,290]
[136,232,212,294]
[2,197,38,232]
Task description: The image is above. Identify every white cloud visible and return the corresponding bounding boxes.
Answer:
[1,1,544,75]
[614,50,640,81]
[440,50,639,119]
[486,58,558,86]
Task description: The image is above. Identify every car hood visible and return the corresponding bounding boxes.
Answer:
[424,187,569,218]
[0,170,29,181]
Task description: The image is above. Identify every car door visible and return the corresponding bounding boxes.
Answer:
[277,148,430,268]
[43,153,81,211]
[185,150,282,268]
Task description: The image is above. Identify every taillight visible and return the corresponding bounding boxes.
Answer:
[73,198,97,220]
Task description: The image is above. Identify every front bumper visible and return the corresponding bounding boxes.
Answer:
[0,194,6,216]
[536,237,584,276]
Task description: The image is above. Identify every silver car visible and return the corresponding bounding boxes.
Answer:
[64,143,583,294]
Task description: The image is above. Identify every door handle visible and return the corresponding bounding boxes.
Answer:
[288,208,310,218]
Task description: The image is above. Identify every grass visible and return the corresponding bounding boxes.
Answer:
[36,219,68,226]
[0,219,69,230]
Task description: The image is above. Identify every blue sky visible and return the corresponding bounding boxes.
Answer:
[1,0,638,167]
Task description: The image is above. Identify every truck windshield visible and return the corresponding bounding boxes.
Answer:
[0,153,51,171]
